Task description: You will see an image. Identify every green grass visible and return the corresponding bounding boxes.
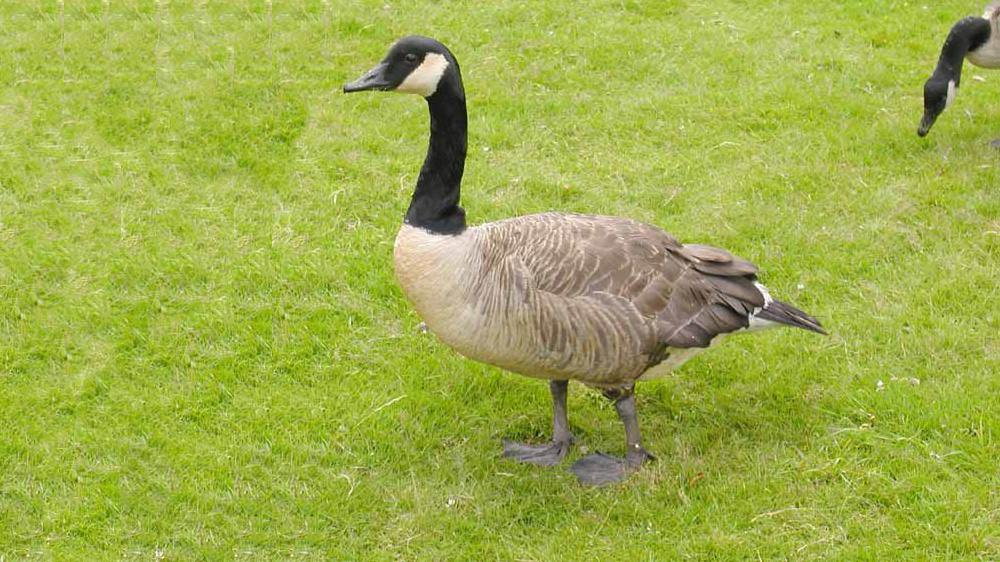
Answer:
[1,0,998,559]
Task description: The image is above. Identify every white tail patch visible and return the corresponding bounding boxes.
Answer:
[396,52,449,97]
[639,346,709,380]
[748,281,778,331]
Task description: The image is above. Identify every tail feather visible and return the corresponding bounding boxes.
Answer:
[755,299,827,335]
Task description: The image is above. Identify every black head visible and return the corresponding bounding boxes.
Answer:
[343,36,462,98]
[919,76,956,137]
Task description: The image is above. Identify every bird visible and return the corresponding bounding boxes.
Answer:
[343,36,826,485]
[919,2,1000,142]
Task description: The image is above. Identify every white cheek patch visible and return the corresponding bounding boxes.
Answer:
[946,79,957,108]
[396,53,449,97]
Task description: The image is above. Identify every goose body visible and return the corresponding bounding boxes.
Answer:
[919,2,1000,136]
[395,213,788,387]
[345,36,825,485]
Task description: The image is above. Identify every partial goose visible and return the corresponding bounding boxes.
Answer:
[344,36,826,485]
[919,2,1000,139]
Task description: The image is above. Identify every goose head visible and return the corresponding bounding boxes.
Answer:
[343,35,462,99]
[918,75,956,137]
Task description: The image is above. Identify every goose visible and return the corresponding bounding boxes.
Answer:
[343,36,826,485]
[919,2,1000,141]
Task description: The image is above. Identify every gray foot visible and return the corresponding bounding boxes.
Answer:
[990,138,1000,149]
[570,448,654,486]
[502,438,572,466]
[570,453,629,485]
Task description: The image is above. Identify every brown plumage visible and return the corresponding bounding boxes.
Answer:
[346,35,826,485]
[395,213,787,388]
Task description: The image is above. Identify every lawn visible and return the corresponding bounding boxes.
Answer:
[1,0,997,559]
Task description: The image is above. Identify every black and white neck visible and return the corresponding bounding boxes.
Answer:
[342,36,471,234]
[931,16,992,89]
[405,61,468,235]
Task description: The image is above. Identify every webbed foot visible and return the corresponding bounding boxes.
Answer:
[502,438,573,466]
[570,453,628,485]
[990,138,1000,149]
[570,447,654,486]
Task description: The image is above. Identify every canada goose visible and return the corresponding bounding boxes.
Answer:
[344,36,826,485]
[919,2,1000,141]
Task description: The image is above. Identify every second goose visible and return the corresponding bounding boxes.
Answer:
[919,2,1000,139]
[344,36,826,485]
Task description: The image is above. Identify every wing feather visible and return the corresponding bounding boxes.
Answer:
[480,212,766,354]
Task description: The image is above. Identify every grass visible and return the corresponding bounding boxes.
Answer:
[0,0,997,559]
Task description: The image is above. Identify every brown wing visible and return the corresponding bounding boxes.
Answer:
[480,212,765,349]
[654,243,764,347]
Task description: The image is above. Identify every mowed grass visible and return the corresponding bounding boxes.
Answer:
[1,0,997,559]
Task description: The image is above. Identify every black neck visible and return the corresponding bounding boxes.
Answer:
[405,81,468,234]
[932,16,992,85]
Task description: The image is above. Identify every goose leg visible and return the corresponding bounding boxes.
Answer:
[570,386,654,486]
[502,380,574,466]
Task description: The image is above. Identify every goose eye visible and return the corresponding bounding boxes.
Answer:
[404,53,418,63]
